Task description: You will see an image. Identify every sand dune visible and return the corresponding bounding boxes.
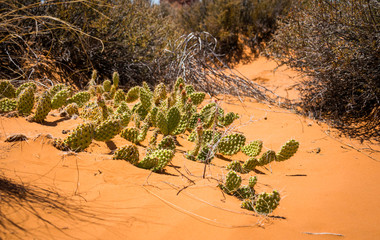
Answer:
[1,57,379,240]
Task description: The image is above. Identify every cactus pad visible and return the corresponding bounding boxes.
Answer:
[235,186,255,200]
[51,89,70,109]
[16,82,37,96]
[254,190,281,215]
[114,89,125,106]
[94,118,122,142]
[64,103,79,117]
[126,86,140,103]
[63,123,94,151]
[220,112,239,127]
[112,72,119,89]
[139,87,152,110]
[120,127,140,144]
[242,140,263,157]
[248,176,257,188]
[189,92,206,106]
[68,91,90,107]
[157,136,176,151]
[138,149,174,172]
[16,86,35,116]
[241,157,259,172]
[103,79,112,92]
[276,139,299,161]
[223,170,242,194]
[217,133,246,156]
[0,80,16,99]
[113,144,139,165]
[31,90,52,122]
[226,160,243,173]
[0,98,17,113]
[258,150,276,166]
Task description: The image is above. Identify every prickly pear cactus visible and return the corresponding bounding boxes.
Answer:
[174,77,185,93]
[241,157,259,172]
[248,176,257,188]
[94,118,122,142]
[116,101,130,114]
[241,199,254,211]
[31,90,52,122]
[51,89,70,109]
[276,139,299,162]
[254,190,281,215]
[222,170,242,194]
[235,186,255,200]
[258,150,276,166]
[0,80,16,99]
[113,144,139,165]
[0,98,17,113]
[63,122,94,151]
[125,86,140,103]
[187,113,203,130]
[114,89,125,106]
[242,140,263,157]
[157,136,176,151]
[120,127,140,144]
[196,145,214,162]
[64,103,79,117]
[217,133,246,156]
[68,91,90,107]
[112,72,119,89]
[139,87,152,110]
[226,160,243,173]
[189,92,205,106]
[17,86,35,116]
[185,85,195,95]
[200,102,217,129]
[103,79,112,92]
[220,112,239,127]
[49,84,67,97]
[16,82,36,96]
[157,106,181,136]
[153,83,167,105]
[139,149,174,172]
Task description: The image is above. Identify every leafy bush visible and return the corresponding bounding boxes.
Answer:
[0,0,180,87]
[176,0,292,63]
[268,0,380,140]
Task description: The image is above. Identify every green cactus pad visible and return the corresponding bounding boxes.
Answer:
[17,86,35,116]
[157,136,176,151]
[140,149,174,172]
[137,121,150,143]
[185,85,195,95]
[113,144,139,165]
[235,186,255,200]
[153,83,167,105]
[241,199,254,211]
[223,170,242,194]
[31,90,52,122]
[188,113,203,130]
[189,92,206,106]
[258,150,276,166]
[242,140,263,157]
[120,127,140,144]
[16,82,37,96]
[94,119,122,142]
[254,190,281,215]
[174,77,185,92]
[226,160,244,173]
[0,80,16,99]
[172,114,188,135]
[115,101,131,115]
[0,98,17,113]
[49,84,67,97]
[112,72,119,89]
[248,176,257,188]
[157,106,181,136]
[68,91,91,107]
[51,89,70,109]
[200,102,217,129]
[139,87,152,110]
[113,89,125,106]
[196,146,215,162]
[125,86,140,103]
[220,112,239,127]
[63,123,94,151]
[217,133,246,156]
[276,139,299,161]
[103,79,112,92]
[64,103,79,117]
[241,157,259,172]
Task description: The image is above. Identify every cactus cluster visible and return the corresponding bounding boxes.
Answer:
[0,98,17,113]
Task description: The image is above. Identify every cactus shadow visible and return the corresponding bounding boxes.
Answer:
[105,140,117,151]
[40,117,69,127]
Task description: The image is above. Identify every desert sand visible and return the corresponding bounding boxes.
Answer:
[1,57,379,240]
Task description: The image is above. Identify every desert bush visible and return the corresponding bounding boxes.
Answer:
[268,0,380,140]
[176,0,292,63]
[0,0,180,87]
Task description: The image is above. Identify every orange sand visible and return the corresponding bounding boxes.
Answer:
[1,57,379,240]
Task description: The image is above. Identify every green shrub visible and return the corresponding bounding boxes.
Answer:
[268,0,380,140]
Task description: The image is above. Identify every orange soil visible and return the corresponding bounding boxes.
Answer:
[1,57,379,240]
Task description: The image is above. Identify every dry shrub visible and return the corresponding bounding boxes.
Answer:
[268,0,380,140]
